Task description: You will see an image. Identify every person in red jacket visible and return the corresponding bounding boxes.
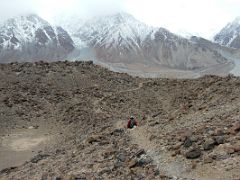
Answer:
[127,116,138,129]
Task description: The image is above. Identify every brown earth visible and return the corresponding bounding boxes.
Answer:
[0,61,239,179]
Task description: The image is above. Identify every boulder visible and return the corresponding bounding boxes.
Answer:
[114,161,123,169]
[30,154,49,163]
[229,121,240,135]
[203,138,215,151]
[214,136,224,145]
[117,153,126,162]
[85,135,103,144]
[111,128,124,136]
[128,159,138,168]
[214,128,224,136]
[185,148,202,159]
[171,142,182,150]
[183,137,193,148]
[203,155,213,164]
[137,156,152,167]
[63,175,76,180]
[191,135,199,142]
[223,144,235,154]
[226,147,235,154]
[135,149,146,158]
[233,145,240,152]
[178,129,193,142]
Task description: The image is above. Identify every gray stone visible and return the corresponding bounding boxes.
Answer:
[214,136,224,145]
[117,153,126,162]
[185,148,202,159]
[203,138,215,151]
[30,154,50,163]
[183,137,193,148]
[137,156,152,167]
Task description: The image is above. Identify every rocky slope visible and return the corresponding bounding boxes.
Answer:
[0,14,74,63]
[0,62,239,179]
[214,17,240,49]
[59,13,234,76]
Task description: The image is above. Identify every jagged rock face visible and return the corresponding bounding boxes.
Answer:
[61,13,230,71]
[0,14,74,63]
[214,17,240,49]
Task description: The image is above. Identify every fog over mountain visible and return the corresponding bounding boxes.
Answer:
[1,0,240,39]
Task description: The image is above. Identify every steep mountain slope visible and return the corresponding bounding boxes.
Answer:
[0,14,74,63]
[59,13,233,77]
[214,17,240,49]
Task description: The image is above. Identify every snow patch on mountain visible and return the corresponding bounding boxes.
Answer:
[0,14,75,63]
[214,17,240,48]
[0,14,50,50]
[0,14,75,52]
[58,12,158,49]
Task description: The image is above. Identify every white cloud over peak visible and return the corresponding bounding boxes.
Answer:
[0,0,240,39]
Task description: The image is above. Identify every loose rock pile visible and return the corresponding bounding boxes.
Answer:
[0,62,239,179]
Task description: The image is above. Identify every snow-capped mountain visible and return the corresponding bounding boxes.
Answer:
[59,12,231,72]
[71,13,157,48]
[214,17,240,49]
[0,14,74,63]
[0,12,235,77]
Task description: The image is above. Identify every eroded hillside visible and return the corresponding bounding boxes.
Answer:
[0,61,239,179]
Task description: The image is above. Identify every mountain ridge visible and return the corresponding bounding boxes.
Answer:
[214,17,240,49]
[0,12,237,78]
[59,12,233,77]
[0,14,74,63]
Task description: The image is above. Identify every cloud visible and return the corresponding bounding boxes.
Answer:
[0,0,240,38]
[0,0,124,22]
[36,0,125,21]
[124,0,239,38]
[73,0,124,17]
[0,0,36,21]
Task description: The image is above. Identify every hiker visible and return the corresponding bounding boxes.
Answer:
[127,116,138,129]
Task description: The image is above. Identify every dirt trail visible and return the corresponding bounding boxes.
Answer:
[131,126,188,177]
[109,81,186,177]
[112,81,189,178]
[115,119,239,180]
[115,121,230,180]
[115,120,189,178]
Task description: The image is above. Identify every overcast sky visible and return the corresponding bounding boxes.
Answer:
[1,0,240,39]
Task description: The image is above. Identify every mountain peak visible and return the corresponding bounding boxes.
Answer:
[214,17,240,48]
[60,12,157,49]
[1,13,50,32]
[0,14,74,62]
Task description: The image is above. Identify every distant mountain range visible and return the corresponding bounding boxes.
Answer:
[0,13,240,77]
